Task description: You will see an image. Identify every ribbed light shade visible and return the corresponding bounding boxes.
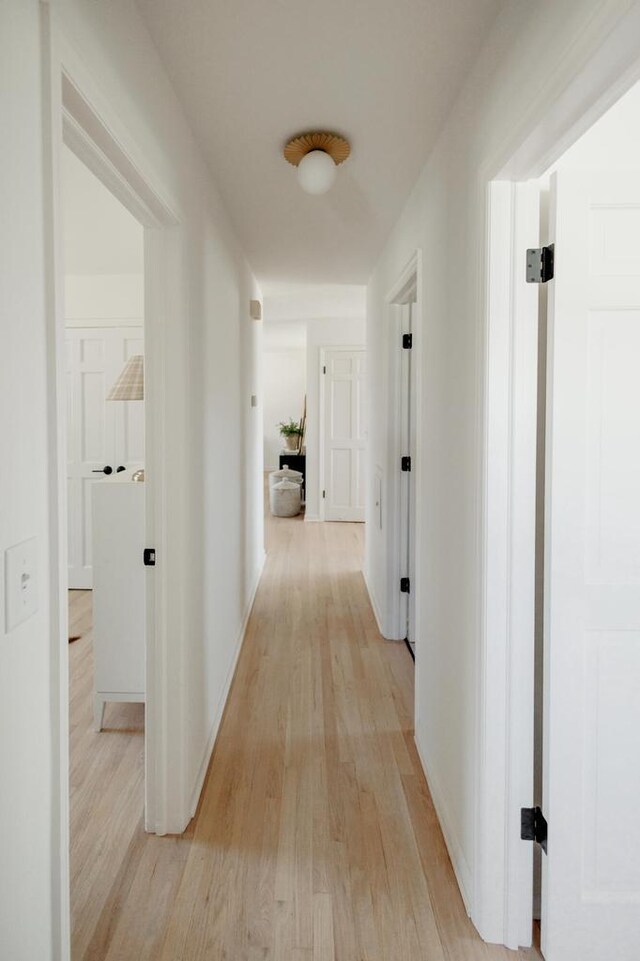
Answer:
[107,355,144,401]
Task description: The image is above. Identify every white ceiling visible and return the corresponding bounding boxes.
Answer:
[136,0,503,285]
[61,145,144,276]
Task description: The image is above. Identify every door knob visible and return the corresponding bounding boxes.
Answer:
[116,466,126,473]
[92,466,113,475]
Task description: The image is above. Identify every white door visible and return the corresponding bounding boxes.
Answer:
[542,169,640,960]
[322,349,366,522]
[66,327,144,588]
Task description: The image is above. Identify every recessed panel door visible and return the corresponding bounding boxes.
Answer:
[542,169,640,961]
[322,349,366,522]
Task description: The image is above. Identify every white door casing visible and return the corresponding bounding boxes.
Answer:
[398,303,417,643]
[542,168,640,960]
[321,348,366,522]
[66,326,144,588]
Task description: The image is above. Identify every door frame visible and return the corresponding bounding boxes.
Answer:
[385,251,423,643]
[318,345,366,522]
[477,5,640,950]
[42,11,181,957]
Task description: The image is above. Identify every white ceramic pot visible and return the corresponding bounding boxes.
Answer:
[283,434,300,451]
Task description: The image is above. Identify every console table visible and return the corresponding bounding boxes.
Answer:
[278,452,306,500]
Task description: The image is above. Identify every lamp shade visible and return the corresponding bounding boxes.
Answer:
[297,150,337,195]
[107,355,144,400]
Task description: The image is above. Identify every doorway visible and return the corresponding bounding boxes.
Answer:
[385,253,421,651]
[60,135,148,952]
[483,72,640,960]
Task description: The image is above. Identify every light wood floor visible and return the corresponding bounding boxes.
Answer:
[70,501,542,960]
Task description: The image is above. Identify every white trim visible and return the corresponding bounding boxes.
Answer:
[414,732,472,914]
[65,316,144,328]
[188,551,266,817]
[384,250,423,643]
[476,181,539,948]
[40,8,70,957]
[362,566,384,637]
[476,4,640,949]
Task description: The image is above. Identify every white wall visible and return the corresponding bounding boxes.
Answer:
[51,0,265,839]
[263,321,306,470]
[0,1,264,956]
[553,79,640,171]
[263,351,306,470]
[62,141,144,327]
[305,317,366,521]
[364,0,636,941]
[0,5,54,960]
[64,273,143,325]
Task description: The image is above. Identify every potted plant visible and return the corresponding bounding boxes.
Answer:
[278,418,303,451]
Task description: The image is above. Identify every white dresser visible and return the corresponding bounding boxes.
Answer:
[91,475,145,730]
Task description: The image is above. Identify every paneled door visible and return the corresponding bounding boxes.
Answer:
[541,169,640,960]
[66,327,144,588]
[321,348,366,522]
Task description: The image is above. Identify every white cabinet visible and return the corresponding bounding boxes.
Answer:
[91,476,145,730]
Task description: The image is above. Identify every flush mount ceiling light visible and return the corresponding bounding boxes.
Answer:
[284,131,351,195]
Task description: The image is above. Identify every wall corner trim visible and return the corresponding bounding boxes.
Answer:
[413,732,473,918]
[362,566,385,637]
[187,551,267,821]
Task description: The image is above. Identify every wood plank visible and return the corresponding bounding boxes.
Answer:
[69,489,542,961]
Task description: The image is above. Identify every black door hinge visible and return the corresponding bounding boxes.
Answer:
[400,577,410,594]
[401,455,412,472]
[322,365,326,374]
[322,490,326,499]
[521,806,547,854]
[143,548,156,567]
[526,244,554,283]
[402,333,413,349]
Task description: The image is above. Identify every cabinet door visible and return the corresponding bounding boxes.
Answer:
[92,483,145,696]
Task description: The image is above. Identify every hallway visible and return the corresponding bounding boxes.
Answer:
[70,499,541,960]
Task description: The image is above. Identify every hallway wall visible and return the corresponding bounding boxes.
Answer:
[55,0,265,828]
[364,0,636,942]
[0,6,54,960]
[0,1,263,957]
[263,321,307,471]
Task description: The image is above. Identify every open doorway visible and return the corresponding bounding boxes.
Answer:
[60,140,148,953]
[484,74,640,960]
[260,292,367,528]
[385,254,421,658]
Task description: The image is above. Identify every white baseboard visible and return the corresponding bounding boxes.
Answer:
[413,731,473,916]
[188,551,266,818]
[304,514,321,522]
[362,566,385,636]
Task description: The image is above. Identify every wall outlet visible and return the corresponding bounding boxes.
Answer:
[5,537,38,633]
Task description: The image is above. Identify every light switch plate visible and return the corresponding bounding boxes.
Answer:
[5,537,38,632]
